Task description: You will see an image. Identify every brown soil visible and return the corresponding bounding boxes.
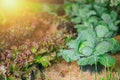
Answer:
[43,60,120,80]
[115,35,120,43]
[113,53,120,70]
[114,35,120,70]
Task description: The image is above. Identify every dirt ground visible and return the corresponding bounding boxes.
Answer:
[113,54,120,70]
[43,60,120,80]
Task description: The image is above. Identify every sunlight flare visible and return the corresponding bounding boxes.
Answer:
[0,0,20,10]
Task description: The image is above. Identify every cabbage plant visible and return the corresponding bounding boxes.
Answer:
[60,1,120,67]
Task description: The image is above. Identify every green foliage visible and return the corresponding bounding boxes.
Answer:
[95,0,120,6]
[30,46,37,54]
[67,0,120,6]
[61,1,120,67]
[35,55,53,67]
[99,54,115,67]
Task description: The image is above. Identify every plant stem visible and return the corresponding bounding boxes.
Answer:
[69,63,72,80]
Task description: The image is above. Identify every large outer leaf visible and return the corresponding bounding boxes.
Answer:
[94,41,113,55]
[64,2,72,15]
[98,20,108,27]
[101,13,118,31]
[99,54,115,67]
[67,40,80,53]
[67,40,78,49]
[108,22,118,31]
[108,38,120,53]
[84,21,93,28]
[72,3,79,12]
[94,4,107,16]
[95,25,109,37]
[105,31,114,38]
[77,56,98,66]
[78,7,90,20]
[101,13,111,23]
[87,10,96,17]
[110,11,117,21]
[77,28,96,43]
[71,17,82,24]
[74,24,87,33]
[88,16,98,25]
[61,50,80,62]
[71,3,81,17]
